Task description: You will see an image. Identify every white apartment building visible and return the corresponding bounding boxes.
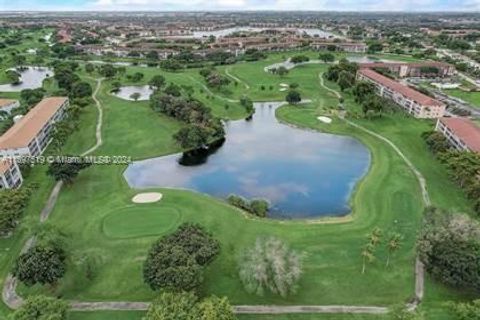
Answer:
[357,68,445,119]
[0,99,20,118]
[0,159,22,189]
[435,117,480,153]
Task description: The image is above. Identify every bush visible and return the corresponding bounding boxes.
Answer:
[143,223,219,291]
[417,207,480,291]
[0,185,34,236]
[227,195,269,218]
[10,295,68,320]
[239,237,302,297]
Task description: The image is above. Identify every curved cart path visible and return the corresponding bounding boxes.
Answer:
[225,67,250,90]
[2,78,105,310]
[4,75,427,315]
[319,73,427,309]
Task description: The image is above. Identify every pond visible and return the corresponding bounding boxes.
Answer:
[124,102,371,219]
[112,85,153,101]
[0,66,53,92]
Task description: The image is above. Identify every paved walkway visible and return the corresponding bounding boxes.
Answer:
[2,77,105,311]
[318,73,427,309]
[225,68,250,90]
[4,75,428,315]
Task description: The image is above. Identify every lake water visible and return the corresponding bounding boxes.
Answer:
[113,85,153,101]
[124,102,370,219]
[0,66,53,92]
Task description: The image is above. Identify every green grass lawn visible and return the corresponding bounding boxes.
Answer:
[444,88,480,109]
[1,50,476,320]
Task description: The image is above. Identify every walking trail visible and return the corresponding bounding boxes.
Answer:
[225,67,250,90]
[3,74,427,315]
[2,78,105,310]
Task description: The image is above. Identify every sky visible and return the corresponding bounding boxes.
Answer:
[0,0,479,12]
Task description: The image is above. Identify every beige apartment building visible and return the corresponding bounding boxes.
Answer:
[0,97,68,189]
[357,68,445,118]
[435,117,480,153]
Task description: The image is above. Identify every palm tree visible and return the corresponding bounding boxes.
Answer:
[386,233,402,268]
[367,227,382,246]
[361,243,375,274]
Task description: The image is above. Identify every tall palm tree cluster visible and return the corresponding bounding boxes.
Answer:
[361,227,403,274]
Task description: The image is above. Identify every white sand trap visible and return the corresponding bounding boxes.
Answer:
[317,116,332,124]
[279,83,289,87]
[132,192,163,203]
[279,88,288,92]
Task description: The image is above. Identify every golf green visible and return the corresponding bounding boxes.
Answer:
[102,205,182,239]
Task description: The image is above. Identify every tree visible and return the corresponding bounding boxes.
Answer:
[417,207,480,291]
[149,75,166,89]
[6,70,21,84]
[98,64,117,78]
[352,81,375,103]
[46,160,91,184]
[13,244,66,286]
[144,292,236,320]
[239,237,302,297]
[10,295,68,320]
[290,55,310,64]
[20,88,45,106]
[368,41,384,53]
[337,70,355,91]
[130,92,141,101]
[276,66,289,77]
[361,243,375,274]
[318,52,335,63]
[143,223,219,291]
[85,63,95,73]
[173,125,210,150]
[146,50,159,61]
[197,296,236,320]
[286,90,301,105]
[71,81,92,98]
[448,299,480,320]
[144,291,198,320]
[386,233,402,267]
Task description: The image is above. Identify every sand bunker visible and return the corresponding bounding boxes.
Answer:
[132,192,163,203]
[317,116,332,124]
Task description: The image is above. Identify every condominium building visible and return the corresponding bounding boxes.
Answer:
[0,159,22,189]
[359,62,455,78]
[357,68,445,119]
[0,97,68,158]
[0,99,20,117]
[435,117,480,153]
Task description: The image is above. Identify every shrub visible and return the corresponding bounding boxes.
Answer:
[10,295,68,320]
[239,237,302,297]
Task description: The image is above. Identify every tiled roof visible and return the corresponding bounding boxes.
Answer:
[358,68,444,107]
[0,97,67,150]
[440,117,480,152]
[0,99,18,109]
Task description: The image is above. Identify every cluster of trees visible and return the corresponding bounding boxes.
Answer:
[242,48,267,62]
[290,55,310,64]
[150,86,225,150]
[240,95,254,115]
[0,185,34,236]
[318,52,335,63]
[199,67,231,89]
[10,295,68,320]
[239,237,302,297]
[285,90,302,105]
[227,195,269,218]
[143,223,220,291]
[417,207,480,291]
[52,61,93,104]
[13,226,67,287]
[361,227,403,274]
[46,158,91,185]
[325,59,358,92]
[126,71,144,82]
[422,132,480,214]
[269,66,289,77]
[50,105,84,152]
[352,81,396,119]
[447,299,480,319]
[5,69,21,84]
[145,291,236,320]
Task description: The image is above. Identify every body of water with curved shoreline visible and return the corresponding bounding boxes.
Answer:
[124,102,371,219]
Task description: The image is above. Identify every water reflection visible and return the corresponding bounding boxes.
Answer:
[124,102,371,218]
[112,85,153,101]
[0,66,53,92]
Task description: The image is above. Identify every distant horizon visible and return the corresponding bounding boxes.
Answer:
[1,0,479,13]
